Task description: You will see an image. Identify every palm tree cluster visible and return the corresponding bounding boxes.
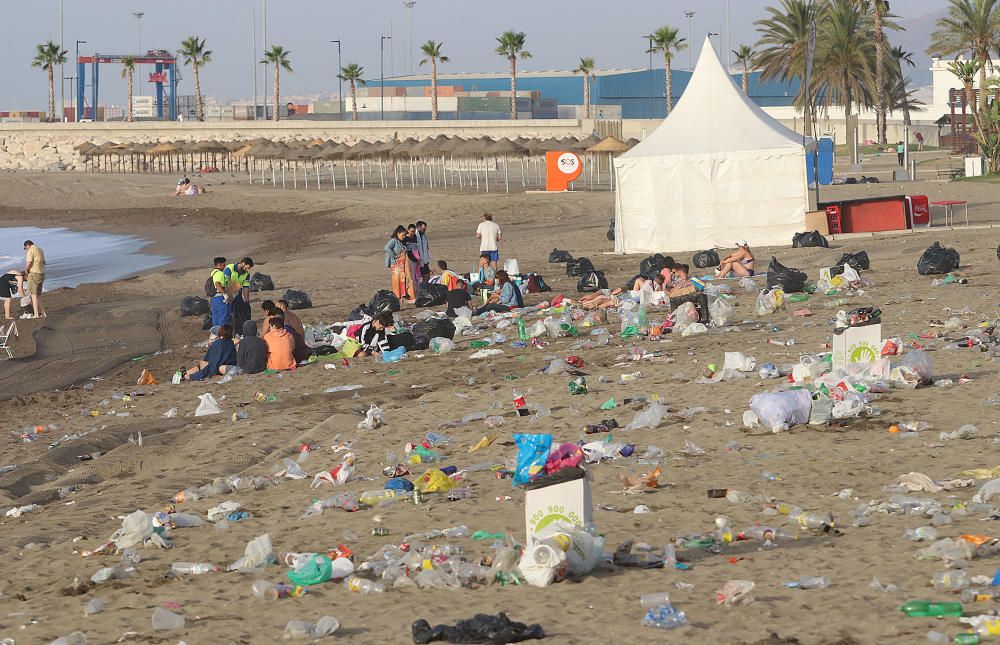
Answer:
[754,0,919,143]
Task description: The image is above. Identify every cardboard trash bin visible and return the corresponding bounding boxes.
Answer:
[832,321,882,370]
[523,467,593,541]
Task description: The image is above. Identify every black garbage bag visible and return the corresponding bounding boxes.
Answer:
[201,314,213,331]
[348,304,374,322]
[566,257,594,277]
[249,272,274,292]
[639,253,666,275]
[415,283,448,308]
[607,218,615,241]
[412,612,545,644]
[282,289,313,309]
[792,230,830,248]
[917,241,960,275]
[548,248,573,263]
[388,331,416,351]
[576,270,608,293]
[669,292,710,324]
[180,296,210,317]
[411,318,456,340]
[765,257,808,293]
[692,250,720,268]
[836,251,871,271]
[369,289,401,313]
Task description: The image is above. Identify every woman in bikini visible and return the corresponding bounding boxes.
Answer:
[716,241,755,278]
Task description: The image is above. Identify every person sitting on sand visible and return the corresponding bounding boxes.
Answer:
[264,300,310,362]
[237,320,268,374]
[716,241,755,278]
[187,324,237,380]
[1,270,27,320]
[578,273,666,310]
[431,260,465,291]
[355,311,394,357]
[668,264,697,298]
[276,299,305,338]
[474,270,522,317]
[263,315,296,371]
[470,253,496,294]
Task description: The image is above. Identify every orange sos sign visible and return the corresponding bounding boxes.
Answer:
[545,151,583,191]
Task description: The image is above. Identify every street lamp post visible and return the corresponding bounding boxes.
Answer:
[75,39,86,122]
[708,32,720,58]
[132,11,144,97]
[381,35,391,120]
[403,1,416,76]
[684,11,695,71]
[643,36,653,118]
[330,40,342,118]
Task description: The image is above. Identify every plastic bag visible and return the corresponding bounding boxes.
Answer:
[535,521,604,576]
[195,393,222,417]
[576,271,608,293]
[973,477,1000,504]
[754,289,784,316]
[282,290,312,310]
[895,350,932,385]
[284,616,341,639]
[415,284,449,308]
[748,390,812,432]
[837,251,870,271]
[412,318,456,340]
[504,259,520,275]
[624,401,667,431]
[249,272,274,292]
[357,404,385,430]
[693,249,720,268]
[681,323,708,336]
[110,510,155,550]
[415,469,458,494]
[723,352,756,372]
[369,289,401,313]
[765,257,807,293]
[565,257,594,277]
[709,296,736,327]
[513,433,553,485]
[792,230,829,248]
[548,248,573,263]
[429,337,455,354]
[671,302,699,325]
[412,613,545,644]
[517,542,566,587]
[917,242,960,275]
[180,296,210,317]
[228,533,274,571]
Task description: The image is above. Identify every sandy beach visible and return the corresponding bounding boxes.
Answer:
[1,169,1000,644]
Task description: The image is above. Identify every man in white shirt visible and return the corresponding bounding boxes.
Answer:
[475,213,502,270]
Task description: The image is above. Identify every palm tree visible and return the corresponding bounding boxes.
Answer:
[859,0,894,145]
[178,36,212,122]
[573,57,596,118]
[732,45,755,94]
[815,0,876,136]
[930,0,1000,117]
[31,40,67,122]
[494,31,531,120]
[260,45,293,121]
[949,59,983,137]
[754,0,826,134]
[887,45,916,129]
[121,56,136,122]
[646,26,687,115]
[418,41,449,121]
[338,64,366,122]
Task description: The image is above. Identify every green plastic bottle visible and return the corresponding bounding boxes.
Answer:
[517,317,528,341]
[898,600,963,617]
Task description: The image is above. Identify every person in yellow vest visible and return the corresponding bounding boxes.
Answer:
[209,257,231,328]
[223,257,254,330]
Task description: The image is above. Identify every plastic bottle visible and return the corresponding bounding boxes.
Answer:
[904,526,938,542]
[640,592,671,608]
[899,600,963,617]
[663,544,677,569]
[790,510,834,531]
[252,579,305,600]
[171,562,218,575]
[441,525,470,538]
[932,570,970,591]
[782,576,830,589]
[344,575,385,594]
[739,526,796,543]
[641,603,688,630]
[517,317,528,341]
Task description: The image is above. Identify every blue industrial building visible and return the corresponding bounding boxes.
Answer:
[382,68,799,119]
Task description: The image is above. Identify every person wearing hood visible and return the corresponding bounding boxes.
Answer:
[237,320,268,374]
[263,315,296,371]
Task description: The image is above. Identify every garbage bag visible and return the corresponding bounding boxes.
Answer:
[755,289,785,316]
[837,251,871,271]
[749,389,812,432]
[282,290,313,310]
[412,612,545,644]
[566,257,594,277]
[513,433,553,485]
[576,270,608,293]
[895,349,932,385]
[548,248,573,263]
[693,249,721,268]
[415,283,448,308]
[411,318,456,340]
[180,296,210,317]
[792,230,830,248]
[348,304,374,322]
[639,253,666,276]
[765,257,807,293]
[917,241,960,275]
[249,272,274,292]
[607,218,616,241]
[369,289,401,313]
[709,295,736,327]
[535,521,604,576]
[195,393,222,416]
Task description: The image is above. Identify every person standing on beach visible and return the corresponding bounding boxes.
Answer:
[896,141,904,166]
[416,221,431,282]
[23,240,46,318]
[209,257,231,329]
[224,257,254,330]
[476,213,502,270]
[385,226,417,304]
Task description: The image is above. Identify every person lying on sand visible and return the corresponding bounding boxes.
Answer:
[716,241,754,278]
[578,273,666,310]
[186,324,237,381]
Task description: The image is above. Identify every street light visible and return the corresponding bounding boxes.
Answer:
[403,1,416,76]
[708,31,720,59]
[684,11,695,71]
[643,36,653,118]
[132,11,145,96]
[75,39,86,122]
[330,40,342,118]
[381,34,391,120]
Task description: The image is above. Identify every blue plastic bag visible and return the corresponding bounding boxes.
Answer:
[513,433,552,486]
[382,346,406,363]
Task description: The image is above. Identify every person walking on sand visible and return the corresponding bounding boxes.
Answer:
[23,240,46,318]
[415,220,431,282]
[476,213,502,270]
[385,225,416,304]
[896,141,904,166]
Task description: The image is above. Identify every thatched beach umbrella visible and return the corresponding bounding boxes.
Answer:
[485,138,527,193]
[586,136,630,190]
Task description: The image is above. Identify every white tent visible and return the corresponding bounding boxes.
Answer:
[614,38,810,254]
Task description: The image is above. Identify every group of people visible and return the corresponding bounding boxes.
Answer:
[383,221,431,304]
[208,256,255,331]
[173,177,206,196]
[1,240,46,320]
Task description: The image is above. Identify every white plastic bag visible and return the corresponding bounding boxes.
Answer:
[748,390,812,432]
[709,296,736,327]
[973,477,1000,504]
[754,289,784,316]
[723,352,756,372]
[624,401,667,431]
[671,302,699,325]
[739,277,757,293]
[504,258,520,275]
[110,510,154,550]
[517,541,566,588]
[357,404,385,430]
[228,533,274,571]
[681,322,708,336]
[429,337,455,354]
[195,393,222,416]
[535,521,604,576]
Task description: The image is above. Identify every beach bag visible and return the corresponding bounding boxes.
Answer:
[282,290,313,309]
[526,273,551,293]
[836,251,871,271]
[607,218,616,241]
[415,283,448,308]
[917,242,960,275]
[765,257,807,293]
[548,249,573,263]
[369,289,401,313]
[639,254,666,275]
[576,271,608,293]
[180,296,210,317]
[249,272,274,292]
[693,250,720,268]
[411,318,456,341]
[792,231,830,248]
[566,257,593,277]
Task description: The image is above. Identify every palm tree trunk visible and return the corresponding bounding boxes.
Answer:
[193,62,204,122]
[966,81,981,139]
[47,66,55,122]
[350,81,358,121]
[272,63,280,121]
[978,49,989,123]
[742,62,748,95]
[510,56,518,120]
[844,81,852,147]
[874,11,885,145]
[127,71,134,122]
[664,56,672,115]
[431,57,439,120]
[583,74,591,119]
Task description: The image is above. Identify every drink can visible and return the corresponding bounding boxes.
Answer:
[372,527,390,536]
[412,490,423,505]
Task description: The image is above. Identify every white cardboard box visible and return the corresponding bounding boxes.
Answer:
[832,323,882,370]
[524,472,593,541]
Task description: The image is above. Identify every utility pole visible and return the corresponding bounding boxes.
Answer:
[60,0,65,121]
[381,35,391,119]
[132,11,145,98]
[251,8,257,120]
[75,39,86,121]
[403,1,416,75]
[330,40,342,118]
[645,36,653,118]
[684,11,695,71]
[262,0,267,119]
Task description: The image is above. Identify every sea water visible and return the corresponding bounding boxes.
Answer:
[0,226,170,290]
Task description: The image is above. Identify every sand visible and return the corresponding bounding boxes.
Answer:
[0,169,999,644]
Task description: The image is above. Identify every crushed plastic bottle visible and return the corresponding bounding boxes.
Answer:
[641,603,688,630]
[781,576,830,589]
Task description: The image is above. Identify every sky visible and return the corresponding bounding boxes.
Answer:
[1,0,946,111]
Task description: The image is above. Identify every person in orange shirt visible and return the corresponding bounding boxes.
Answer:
[263,315,296,371]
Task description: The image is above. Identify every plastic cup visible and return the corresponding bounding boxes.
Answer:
[151,607,185,630]
[640,592,671,608]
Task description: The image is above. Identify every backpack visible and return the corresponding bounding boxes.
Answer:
[204,275,216,298]
[526,273,551,293]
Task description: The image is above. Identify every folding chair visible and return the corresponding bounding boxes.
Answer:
[0,321,17,359]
